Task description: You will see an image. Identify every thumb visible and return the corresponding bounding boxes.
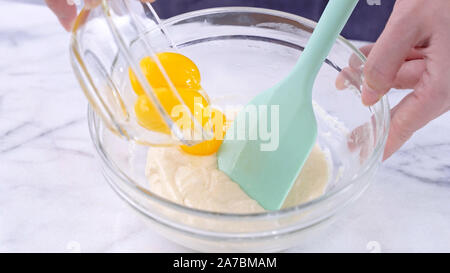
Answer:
[45,0,77,31]
[362,3,424,106]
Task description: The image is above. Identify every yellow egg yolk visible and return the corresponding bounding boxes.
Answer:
[130,52,227,156]
[134,87,208,134]
[179,108,228,156]
[129,52,201,95]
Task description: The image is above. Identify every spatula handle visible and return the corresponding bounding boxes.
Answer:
[294,0,359,84]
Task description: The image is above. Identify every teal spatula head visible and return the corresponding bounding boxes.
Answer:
[218,0,359,210]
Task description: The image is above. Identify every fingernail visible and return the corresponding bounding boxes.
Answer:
[362,81,382,106]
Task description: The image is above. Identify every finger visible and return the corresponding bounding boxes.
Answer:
[362,3,425,106]
[85,0,101,9]
[350,44,424,71]
[335,67,361,90]
[86,0,156,10]
[337,56,425,91]
[344,44,373,75]
[337,45,374,91]
[45,0,77,31]
[392,59,426,89]
[383,79,448,160]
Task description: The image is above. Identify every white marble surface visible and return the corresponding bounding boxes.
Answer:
[0,2,449,253]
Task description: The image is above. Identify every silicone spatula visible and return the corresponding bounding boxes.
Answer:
[218,0,359,210]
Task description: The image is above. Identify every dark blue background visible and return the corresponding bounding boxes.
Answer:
[153,0,395,42]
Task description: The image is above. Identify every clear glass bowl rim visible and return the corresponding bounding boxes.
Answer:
[86,6,390,220]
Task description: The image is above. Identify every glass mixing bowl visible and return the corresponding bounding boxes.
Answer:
[79,7,390,252]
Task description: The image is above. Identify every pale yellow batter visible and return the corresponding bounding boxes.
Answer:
[145,145,329,213]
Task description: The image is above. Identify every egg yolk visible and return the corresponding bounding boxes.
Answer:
[129,52,201,95]
[179,108,227,156]
[135,87,208,135]
[130,52,226,156]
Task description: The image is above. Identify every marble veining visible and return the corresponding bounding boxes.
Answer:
[0,2,449,252]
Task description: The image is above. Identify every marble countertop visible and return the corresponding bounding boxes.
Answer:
[1,2,449,253]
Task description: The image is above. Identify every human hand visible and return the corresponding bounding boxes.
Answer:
[45,0,156,31]
[361,0,450,160]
